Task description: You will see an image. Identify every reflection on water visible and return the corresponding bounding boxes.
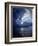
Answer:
[13,26,32,37]
[19,27,32,37]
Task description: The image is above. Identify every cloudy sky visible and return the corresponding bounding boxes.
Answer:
[15,8,32,26]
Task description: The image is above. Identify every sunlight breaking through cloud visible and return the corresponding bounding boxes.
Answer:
[16,8,32,25]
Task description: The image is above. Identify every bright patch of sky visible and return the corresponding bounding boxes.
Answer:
[16,8,32,25]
